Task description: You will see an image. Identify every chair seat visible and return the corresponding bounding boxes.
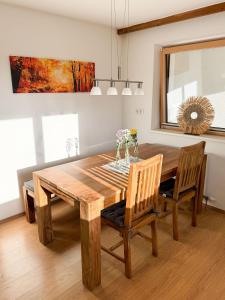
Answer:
[160,178,197,203]
[160,178,175,198]
[101,200,126,227]
[24,180,34,192]
[101,200,157,228]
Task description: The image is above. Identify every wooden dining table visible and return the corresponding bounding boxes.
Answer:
[33,143,207,290]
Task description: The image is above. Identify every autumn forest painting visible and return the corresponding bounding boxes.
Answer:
[9,56,95,93]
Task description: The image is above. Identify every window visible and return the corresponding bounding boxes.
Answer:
[42,114,79,163]
[160,38,225,135]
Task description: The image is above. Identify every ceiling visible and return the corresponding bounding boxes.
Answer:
[0,0,224,28]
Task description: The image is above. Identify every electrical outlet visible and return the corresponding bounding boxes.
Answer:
[136,108,144,115]
[136,108,141,115]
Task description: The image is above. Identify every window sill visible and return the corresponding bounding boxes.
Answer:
[150,129,225,144]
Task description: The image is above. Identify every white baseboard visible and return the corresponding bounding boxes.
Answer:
[0,199,24,221]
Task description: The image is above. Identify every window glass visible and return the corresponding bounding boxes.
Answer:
[167,47,225,129]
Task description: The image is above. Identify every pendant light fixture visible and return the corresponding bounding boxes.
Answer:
[122,0,132,96]
[90,0,144,96]
[134,82,144,95]
[107,0,118,96]
[122,82,132,95]
[90,80,102,95]
[107,80,118,95]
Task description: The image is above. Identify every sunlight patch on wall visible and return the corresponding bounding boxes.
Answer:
[0,118,36,204]
[42,114,79,163]
[167,81,197,123]
[167,87,183,123]
[184,81,197,99]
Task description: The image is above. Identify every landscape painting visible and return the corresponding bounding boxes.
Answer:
[9,56,95,93]
[72,61,95,92]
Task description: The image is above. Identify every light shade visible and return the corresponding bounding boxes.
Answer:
[90,80,102,96]
[107,87,118,95]
[90,87,102,95]
[122,82,132,96]
[107,81,118,95]
[134,82,144,95]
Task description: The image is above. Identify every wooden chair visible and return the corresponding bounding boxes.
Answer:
[159,141,206,241]
[101,154,163,278]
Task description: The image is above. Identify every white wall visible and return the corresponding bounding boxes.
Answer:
[122,12,225,211]
[0,4,123,220]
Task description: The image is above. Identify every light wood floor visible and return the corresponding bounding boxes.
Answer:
[1,201,225,300]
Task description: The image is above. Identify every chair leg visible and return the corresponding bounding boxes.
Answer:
[150,220,158,257]
[172,203,179,241]
[123,231,132,279]
[163,201,168,212]
[192,195,197,227]
[23,187,36,223]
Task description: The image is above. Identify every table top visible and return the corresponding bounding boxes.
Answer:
[34,143,180,205]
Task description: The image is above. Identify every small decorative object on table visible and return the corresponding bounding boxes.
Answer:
[124,129,131,165]
[103,129,141,174]
[115,128,139,167]
[115,129,130,165]
[115,129,123,167]
[177,96,215,135]
[130,128,139,160]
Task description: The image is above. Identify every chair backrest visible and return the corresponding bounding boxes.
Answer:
[173,141,206,200]
[124,154,163,227]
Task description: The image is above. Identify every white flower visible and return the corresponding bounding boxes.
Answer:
[116,129,124,141]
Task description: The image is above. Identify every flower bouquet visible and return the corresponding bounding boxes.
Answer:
[115,128,139,166]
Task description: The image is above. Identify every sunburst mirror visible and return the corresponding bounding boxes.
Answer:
[177,96,215,135]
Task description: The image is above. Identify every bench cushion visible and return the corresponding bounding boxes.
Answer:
[24,180,34,192]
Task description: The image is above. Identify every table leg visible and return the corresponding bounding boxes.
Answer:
[33,174,53,245]
[197,154,207,214]
[80,200,103,290]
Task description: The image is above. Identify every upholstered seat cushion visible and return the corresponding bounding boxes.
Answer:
[101,200,126,227]
[160,178,175,198]
[101,200,157,227]
[24,180,34,192]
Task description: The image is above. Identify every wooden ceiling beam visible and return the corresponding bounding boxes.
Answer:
[117,2,225,35]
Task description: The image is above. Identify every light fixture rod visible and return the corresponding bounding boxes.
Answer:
[94,79,143,84]
[110,0,113,79]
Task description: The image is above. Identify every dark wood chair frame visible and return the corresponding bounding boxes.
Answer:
[159,141,206,241]
[101,154,163,278]
[23,185,36,223]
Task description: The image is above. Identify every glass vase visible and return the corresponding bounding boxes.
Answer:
[124,143,130,165]
[115,144,121,167]
[133,142,139,161]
